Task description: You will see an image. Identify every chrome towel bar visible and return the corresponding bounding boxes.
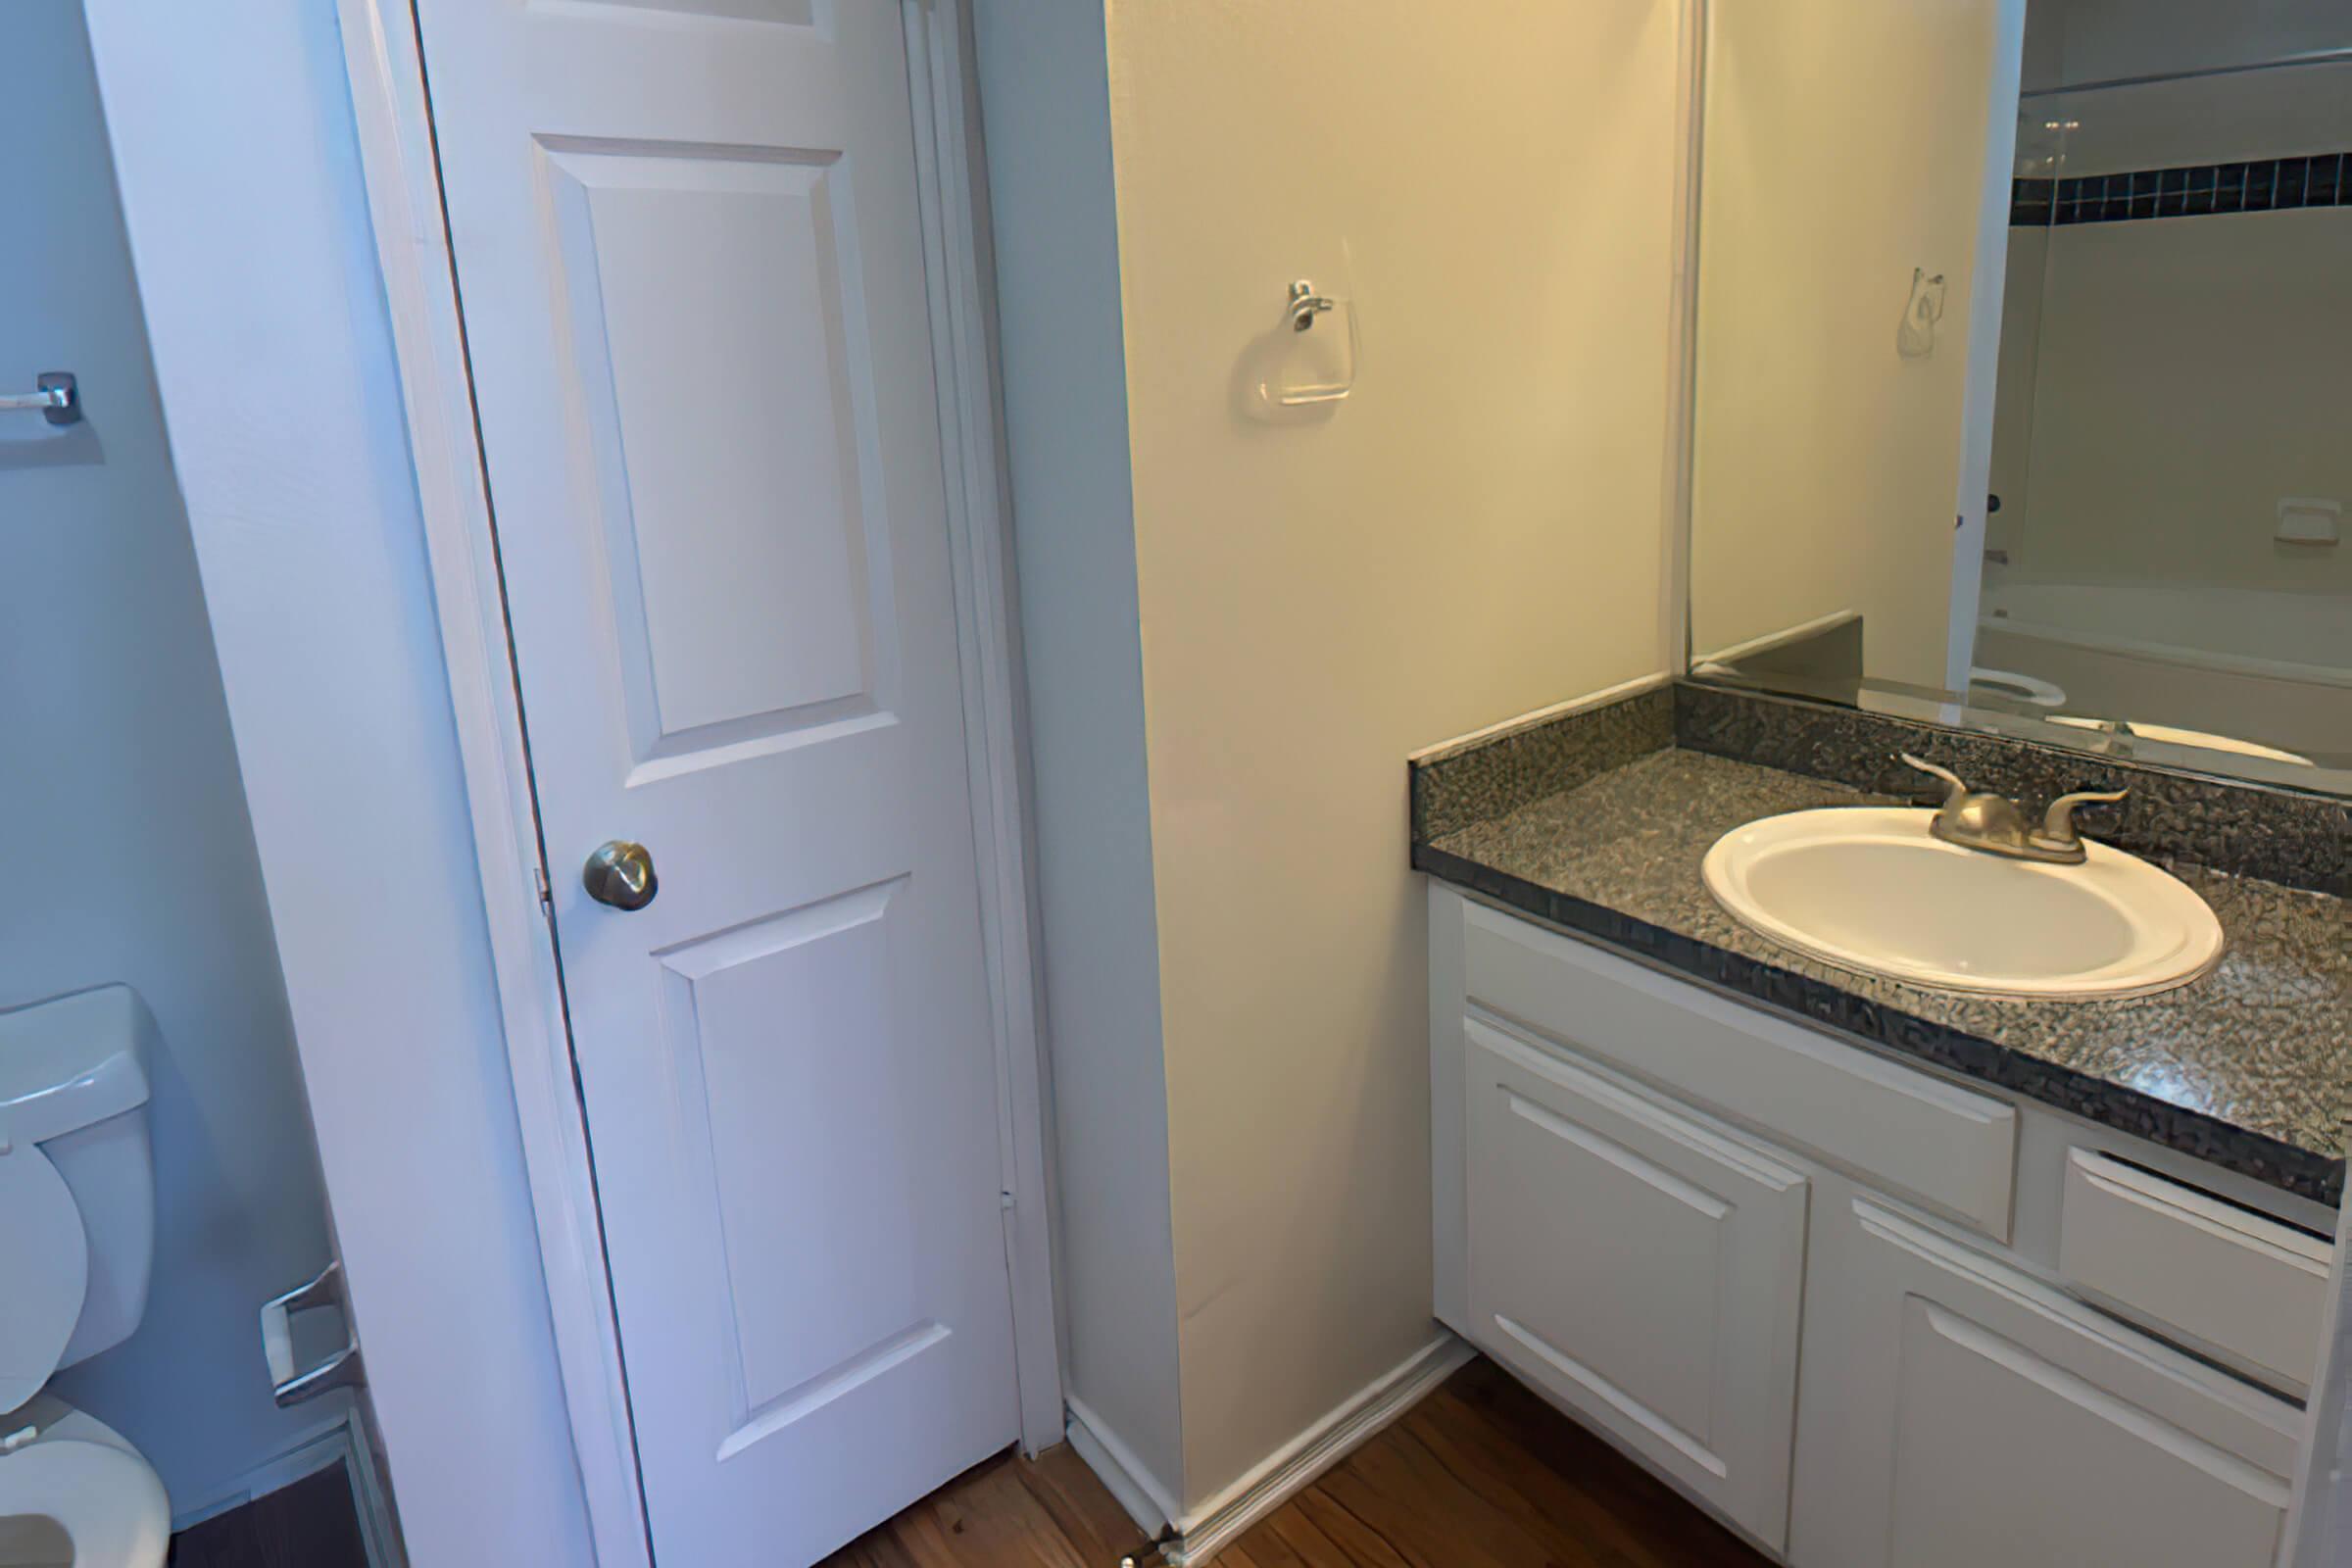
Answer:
[0,372,79,425]
[262,1258,366,1407]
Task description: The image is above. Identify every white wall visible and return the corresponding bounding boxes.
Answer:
[2012,209,2352,598]
[980,0,1686,1515]
[1990,19,2352,606]
[2313,1279,2352,1565]
[2029,63,2352,175]
[2026,0,2349,87]
[4,2,336,1519]
[80,2,599,1560]
[970,3,1188,1497]
[1690,0,2018,689]
[1984,226,2047,565]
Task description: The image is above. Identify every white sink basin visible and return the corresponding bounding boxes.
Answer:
[1701,808,2224,1001]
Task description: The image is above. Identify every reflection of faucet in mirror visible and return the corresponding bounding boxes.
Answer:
[1900,754,2126,865]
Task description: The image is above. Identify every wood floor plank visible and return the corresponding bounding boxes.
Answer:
[1011,1442,1152,1562]
[1264,1495,1396,1568]
[815,1357,1776,1568]
[1224,1504,1316,1568]
[169,1464,369,1568]
[1402,1390,1667,1568]
[828,1533,922,1568]
[899,1452,1096,1568]
[1436,1363,1770,1566]
[1311,1419,1559,1568]
[1287,1488,1417,1568]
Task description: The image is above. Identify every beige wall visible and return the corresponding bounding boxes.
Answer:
[1689,0,2017,690]
[1102,0,1685,1506]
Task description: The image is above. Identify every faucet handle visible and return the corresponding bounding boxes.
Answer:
[1899,753,1971,808]
[2037,787,2129,849]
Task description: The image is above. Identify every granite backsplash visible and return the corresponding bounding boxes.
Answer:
[1675,683,2349,898]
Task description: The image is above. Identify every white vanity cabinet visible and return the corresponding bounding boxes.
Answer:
[1464,1018,1808,1545]
[1428,885,2327,1568]
[1791,1198,2300,1568]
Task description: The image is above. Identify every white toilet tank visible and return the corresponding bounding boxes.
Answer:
[0,986,159,1379]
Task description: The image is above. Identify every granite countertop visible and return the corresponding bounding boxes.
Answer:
[1416,746,2352,1203]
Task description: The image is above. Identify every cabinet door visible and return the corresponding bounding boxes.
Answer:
[1463,1018,1808,1549]
[1797,1198,2299,1568]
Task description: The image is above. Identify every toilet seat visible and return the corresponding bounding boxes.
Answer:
[1968,665,2067,708]
[0,1404,170,1568]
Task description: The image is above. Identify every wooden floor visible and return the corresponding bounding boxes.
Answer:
[168,1462,370,1568]
[822,1356,1771,1567]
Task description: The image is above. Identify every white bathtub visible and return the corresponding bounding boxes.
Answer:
[1973,578,2351,767]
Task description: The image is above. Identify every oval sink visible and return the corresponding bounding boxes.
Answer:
[1701,808,2224,1001]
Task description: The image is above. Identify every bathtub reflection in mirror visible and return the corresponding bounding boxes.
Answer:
[1686,0,2351,792]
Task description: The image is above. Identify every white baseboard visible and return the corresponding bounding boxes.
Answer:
[343,1399,407,1568]
[1167,1334,1471,1565]
[1064,1393,1179,1539]
[1063,1333,1473,1567]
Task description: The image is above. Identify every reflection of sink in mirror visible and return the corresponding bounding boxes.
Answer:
[2046,715,2315,768]
[1702,808,2226,1001]
[1974,579,2346,769]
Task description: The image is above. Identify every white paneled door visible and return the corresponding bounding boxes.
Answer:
[410,3,1019,1562]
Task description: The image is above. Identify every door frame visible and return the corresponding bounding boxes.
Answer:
[1941,0,2029,696]
[332,6,1063,1565]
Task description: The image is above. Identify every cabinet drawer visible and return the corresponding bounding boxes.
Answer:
[2060,1150,2331,1395]
[1461,900,2017,1239]
[1463,1017,1807,1550]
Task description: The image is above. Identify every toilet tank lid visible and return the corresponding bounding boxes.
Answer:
[0,985,155,1149]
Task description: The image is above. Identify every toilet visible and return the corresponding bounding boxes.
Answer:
[1967,665,2068,708]
[0,986,171,1568]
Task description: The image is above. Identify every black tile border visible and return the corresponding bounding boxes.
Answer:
[2012,152,2352,226]
[1414,839,2344,1206]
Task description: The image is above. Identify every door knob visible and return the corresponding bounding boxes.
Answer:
[582,840,658,910]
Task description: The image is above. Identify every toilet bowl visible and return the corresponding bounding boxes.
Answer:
[0,987,168,1568]
[1968,665,2067,708]
[0,1397,170,1568]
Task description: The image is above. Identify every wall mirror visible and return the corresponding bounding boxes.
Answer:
[1685,0,2350,794]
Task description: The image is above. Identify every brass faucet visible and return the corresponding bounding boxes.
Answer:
[1899,754,2127,866]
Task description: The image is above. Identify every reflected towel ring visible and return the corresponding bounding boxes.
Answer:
[1897,268,1946,358]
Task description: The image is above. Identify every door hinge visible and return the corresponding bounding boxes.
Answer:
[1001,1190,1015,1211]
[534,865,553,911]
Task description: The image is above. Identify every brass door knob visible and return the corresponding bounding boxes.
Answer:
[582,840,658,910]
